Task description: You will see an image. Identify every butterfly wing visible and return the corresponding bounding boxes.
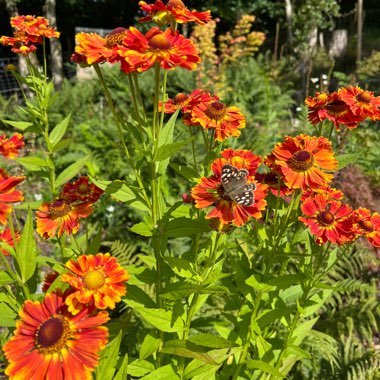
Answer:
[221,164,256,206]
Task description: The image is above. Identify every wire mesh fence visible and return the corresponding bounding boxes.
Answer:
[0,57,21,97]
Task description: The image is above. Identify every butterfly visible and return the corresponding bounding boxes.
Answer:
[221,164,256,206]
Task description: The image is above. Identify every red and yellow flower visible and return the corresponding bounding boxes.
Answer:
[306,91,364,129]
[338,85,380,121]
[74,28,127,65]
[301,186,344,202]
[162,88,215,114]
[192,149,267,226]
[61,176,103,203]
[189,100,246,141]
[118,27,200,73]
[3,291,109,380]
[11,15,60,39]
[42,271,60,293]
[36,198,93,239]
[0,170,25,225]
[61,253,129,315]
[139,0,211,26]
[351,208,380,247]
[0,33,37,55]
[270,134,338,191]
[0,133,24,159]
[0,228,19,256]
[299,194,353,245]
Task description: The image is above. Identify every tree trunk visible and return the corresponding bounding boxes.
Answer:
[284,0,293,48]
[44,0,64,89]
[4,0,28,77]
[356,0,363,65]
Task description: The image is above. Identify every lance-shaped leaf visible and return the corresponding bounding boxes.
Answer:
[16,208,37,283]
[49,114,71,150]
[55,155,89,188]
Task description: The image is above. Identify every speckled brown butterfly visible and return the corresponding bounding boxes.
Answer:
[221,164,256,206]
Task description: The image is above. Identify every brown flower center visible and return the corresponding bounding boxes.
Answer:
[174,93,189,104]
[78,184,90,194]
[148,34,172,50]
[105,27,127,48]
[358,219,373,232]
[35,316,71,354]
[326,99,348,116]
[167,0,185,7]
[289,150,314,172]
[356,91,372,104]
[204,102,227,121]
[318,211,335,226]
[49,199,72,219]
[83,270,106,290]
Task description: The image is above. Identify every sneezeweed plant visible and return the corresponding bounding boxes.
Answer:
[0,3,380,380]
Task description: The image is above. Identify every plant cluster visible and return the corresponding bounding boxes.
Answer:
[0,1,379,380]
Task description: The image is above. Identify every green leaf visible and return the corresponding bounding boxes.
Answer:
[161,282,207,301]
[96,331,123,380]
[129,221,153,237]
[0,299,17,326]
[140,364,180,380]
[337,153,360,170]
[127,359,155,377]
[169,162,199,181]
[130,303,185,332]
[16,156,48,171]
[245,275,276,292]
[1,120,34,130]
[14,201,43,210]
[163,217,210,238]
[158,109,180,147]
[0,270,15,286]
[292,317,319,345]
[140,332,161,360]
[267,274,306,289]
[16,208,37,282]
[163,257,195,279]
[183,348,230,380]
[125,285,156,308]
[49,114,71,149]
[155,139,193,162]
[246,360,284,377]
[55,155,89,188]
[188,334,236,349]
[87,229,102,254]
[113,354,128,380]
[162,340,218,365]
[90,178,149,212]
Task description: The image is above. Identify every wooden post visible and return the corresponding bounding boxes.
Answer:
[357,0,363,65]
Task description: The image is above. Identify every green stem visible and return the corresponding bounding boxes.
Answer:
[159,70,168,131]
[93,63,151,208]
[132,72,147,123]
[189,127,198,171]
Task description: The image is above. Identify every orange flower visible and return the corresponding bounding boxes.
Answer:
[351,208,380,247]
[74,28,127,65]
[306,91,364,129]
[118,27,200,73]
[0,133,24,159]
[192,149,267,226]
[42,271,60,292]
[61,176,103,203]
[301,186,344,202]
[0,228,20,256]
[338,86,380,121]
[299,194,353,245]
[0,34,37,55]
[189,100,246,141]
[139,0,211,26]
[3,291,109,380]
[36,198,93,239]
[11,15,60,39]
[271,134,338,191]
[0,170,25,225]
[162,88,215,114]
[61,253,129,315]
